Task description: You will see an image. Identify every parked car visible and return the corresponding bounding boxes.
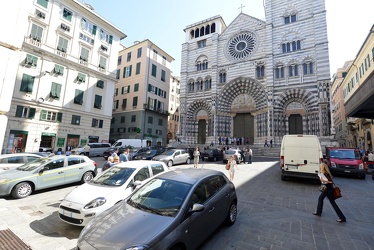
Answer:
[201,148,224,162]
[325,147,365,179]
[102,145,136,160]
[152,149,191,167]
[0,155,97,199]
[59,160,169,226]
[132,147,166,160]
[71,143,111,157]
[77,168,238,250]
[0,153,43,173]
[129,146,159,160]
[223,149,244,164]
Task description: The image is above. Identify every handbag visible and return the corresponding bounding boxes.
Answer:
[225,163,230,170]
[333,185,342,200]
[319,184,327,192]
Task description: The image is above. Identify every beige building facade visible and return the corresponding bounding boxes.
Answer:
[111,40,174,146]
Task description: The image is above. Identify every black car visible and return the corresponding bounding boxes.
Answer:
[132,147,166,160]
[102,146,135,160]
[201,148,224,162]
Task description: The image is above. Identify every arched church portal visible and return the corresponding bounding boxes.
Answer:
[231,94,255,143]
[286,101,305,134]
[196,109,208,144]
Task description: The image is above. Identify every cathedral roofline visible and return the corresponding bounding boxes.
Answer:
[183,15,226,32]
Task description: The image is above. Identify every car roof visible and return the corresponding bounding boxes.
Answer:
[114,160,166,168]
[0,153,43,158]
[154,168,223,185]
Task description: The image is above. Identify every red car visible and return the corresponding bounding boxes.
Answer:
[325,147,365,179]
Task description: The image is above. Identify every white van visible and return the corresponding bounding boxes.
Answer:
[71,143,111,156]
[280,135,323,181]
[112,139,147,148]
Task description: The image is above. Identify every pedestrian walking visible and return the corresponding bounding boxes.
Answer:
[120,147,130,162]
[313,163,346,223]
[264,139,269,147]
[84,144,90,157]
[193,147,200,168]
[270,139,273,148]
[227,156,239,181]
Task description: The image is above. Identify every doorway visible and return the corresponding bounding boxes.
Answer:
[233,113,254,144]
[198,120,206,144]
[289,114,303,134]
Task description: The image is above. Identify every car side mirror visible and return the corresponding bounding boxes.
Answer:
[190,203,204,213]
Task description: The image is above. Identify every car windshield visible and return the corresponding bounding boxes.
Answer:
[145,150,158,155]
[128,178,192,217]
[16,158,51,171]
[92,166,136,186]
[225,150,236,155]
[160,150,175,156]
[330,150,360,160]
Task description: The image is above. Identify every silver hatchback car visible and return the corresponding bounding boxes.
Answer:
[152,149,191,167]
[77,168,238,250]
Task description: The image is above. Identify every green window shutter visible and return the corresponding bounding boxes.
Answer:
[116,69,120,79]
[127,86,130,93]
[54,64,64,75]
[128,65,132,76]
[77,73,86,82]
[136,62,141,74]
[26,54,37,66]
[28,108,36,119]
[152,64,157,76]
[109,35,113,44]
[40,110,47,120]
[63,8,72,22]
[97,80,104,89]
[15,106,23,117]
[148,84,152,91]
[57,112,63,123]
[92,25,97,35]
[134,83,139,92]
[50,82,62,99]
[30,24,43,41]
[99,120,103,128]
[94,95,102,109]
[37,0,48,8]
[58,37,68,52]
[80,47,89,61]
[123,67,126,78]
[20,74,34,93]
[133,96,138,106]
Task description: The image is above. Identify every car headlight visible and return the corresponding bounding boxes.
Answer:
[84,197,106,209]
[125,245,150,250]
[0,179,10,184]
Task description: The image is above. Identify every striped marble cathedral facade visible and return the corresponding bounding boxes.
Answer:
[179,0,331,146]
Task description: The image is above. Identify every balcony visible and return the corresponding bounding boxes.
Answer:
[143,104,169,115]
[56,48,67,58]
[24,36,41,48]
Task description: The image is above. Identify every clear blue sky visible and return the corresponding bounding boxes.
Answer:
[84,0,374,78]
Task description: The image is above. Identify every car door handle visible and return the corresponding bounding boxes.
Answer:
[209,207,215,213]
[58,171,64,174]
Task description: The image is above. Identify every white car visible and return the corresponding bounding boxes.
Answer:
[58,160,170,226]
[0,153,43,173]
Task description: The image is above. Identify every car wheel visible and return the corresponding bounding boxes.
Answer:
[11,182,33,199]
[186,158,191,164]
[226,201,237,226]
[167,160,173,168]
[81,171,94,184]
[170,244,184,250]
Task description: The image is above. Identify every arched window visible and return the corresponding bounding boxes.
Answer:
[256,65,265,78]
[282,44,286,53]
[287,43,291,52]
[219,72,226,83]
[188,81,195,92]
[211,23,216,33]
[195,28,200,38]
[200,27,204,36]
[205,25,210,35]
[303,62,314,75]
[204,78,212,90]
[190,30,195,39]
[275,66,285,79]
[292,41,296,51]
[297,40,301,50]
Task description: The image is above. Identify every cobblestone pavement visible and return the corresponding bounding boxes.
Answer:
[0,157,373,250]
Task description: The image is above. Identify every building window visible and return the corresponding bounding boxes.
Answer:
[92,118,103,128]
[136,62,141,74]
[288,65,298,77]
[116,69,120,79]
[122,86,130,94]
[74,89,84,105]
[71,115,80,125]
[137,47,142,58]
[117,55,122,65]
[162,56,166,66]
[94,95,102,109]
[79,32,94,45]
[303,62,314,75]
[219,72,226,83]
[282,40,301,53]
[54,64,64,75]
[80,18,96,35]
[57,36,68,52]
[131,115,136,122]
[148,116,153,124]
[30,23,43,42]
[50,82,62,99]
[120,116,125,123]
[122,99,127,108]
[62,8,73,22]
[127,52,131,62]
[37,0,48,8]
[153,49,158,60]
[25,54,38,67]
[158,119,163,126]
[134,83,139,92]
[161,70,166,82]
[99,56,107,70]
[275,66,285,79]
[256,65,265,78]
[197,39,206,48]
[284,14,297,24]
[132,96,138,107]
[113,100,119,109]
[151,64,157,77]
[156,129,162,135]
[204,79,212,90]
[80,47,89,61]
[77,73,86,83]
[40,110,63,123]
[99,29,113,44]
[188,82,195,92]
[15,106,36,119]
[96,80,104,89]
[123,65,132,78]
[20,74,35,93]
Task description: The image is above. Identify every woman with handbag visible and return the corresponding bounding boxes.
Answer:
[228,156,239,181]
[313,163,346,223]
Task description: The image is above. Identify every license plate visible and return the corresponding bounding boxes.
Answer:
[344,170,351,173]
[62,210,72,218]
[286,165,298,169]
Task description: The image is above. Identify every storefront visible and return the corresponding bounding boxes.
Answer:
[8,130,28,153]
[40,132,56,152]
[88,136,99,143]
[66,134,80,151]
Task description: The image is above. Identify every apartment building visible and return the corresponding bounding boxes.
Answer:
[2,0,126,153]
[111,40,174,146]
[167,75,180,144]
